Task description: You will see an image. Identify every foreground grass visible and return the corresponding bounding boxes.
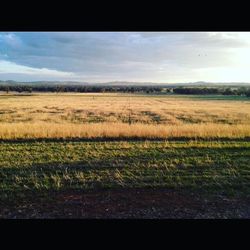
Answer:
[1,140,250,200]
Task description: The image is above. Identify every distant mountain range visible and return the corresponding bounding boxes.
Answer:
[1,80,250,87]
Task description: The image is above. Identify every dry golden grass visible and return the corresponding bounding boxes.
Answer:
[0,93,250,139]
[0,122,249,139]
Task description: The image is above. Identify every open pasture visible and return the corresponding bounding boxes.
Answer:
[0,93,250,139]
[1,93,250,218]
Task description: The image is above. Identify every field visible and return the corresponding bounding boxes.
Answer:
[0,93,250,139]
[1,93,250,218]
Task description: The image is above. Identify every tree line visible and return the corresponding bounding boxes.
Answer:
[0,85,250,97]
[0,85,166,93]
[172,87,250,96]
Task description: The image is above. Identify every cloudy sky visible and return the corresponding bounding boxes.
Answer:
[1,32,250,83]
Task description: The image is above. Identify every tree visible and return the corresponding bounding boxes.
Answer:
[5,86,10,94]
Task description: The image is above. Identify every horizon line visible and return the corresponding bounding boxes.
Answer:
[1,80,250,84]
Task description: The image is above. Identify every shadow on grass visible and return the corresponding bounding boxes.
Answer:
[1,137,250,144]
[0,143,249,202]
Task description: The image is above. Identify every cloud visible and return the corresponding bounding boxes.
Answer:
[1,32,250,82]
[0,60,74,79]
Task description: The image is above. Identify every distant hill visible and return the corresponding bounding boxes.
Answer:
[0,80,90,86]
[1,80,250,87]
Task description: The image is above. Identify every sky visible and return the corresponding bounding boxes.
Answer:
[1,32,250,83]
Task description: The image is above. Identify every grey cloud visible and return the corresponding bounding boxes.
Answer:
[1,32,250,82]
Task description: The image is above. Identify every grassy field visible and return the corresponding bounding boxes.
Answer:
[1,139,249,194]
[1,93,250,218]
[0,93,250,139]
[1,139,250,218]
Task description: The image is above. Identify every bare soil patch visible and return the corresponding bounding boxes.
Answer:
[1,188,250,219]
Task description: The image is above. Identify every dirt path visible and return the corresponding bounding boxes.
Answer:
[1,188,250,219]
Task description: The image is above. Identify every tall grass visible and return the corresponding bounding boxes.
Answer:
[0,93,250,139]
[0,122,249,139]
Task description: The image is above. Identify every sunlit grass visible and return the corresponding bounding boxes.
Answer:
[0,122,250,139]
[0,93,249,139]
